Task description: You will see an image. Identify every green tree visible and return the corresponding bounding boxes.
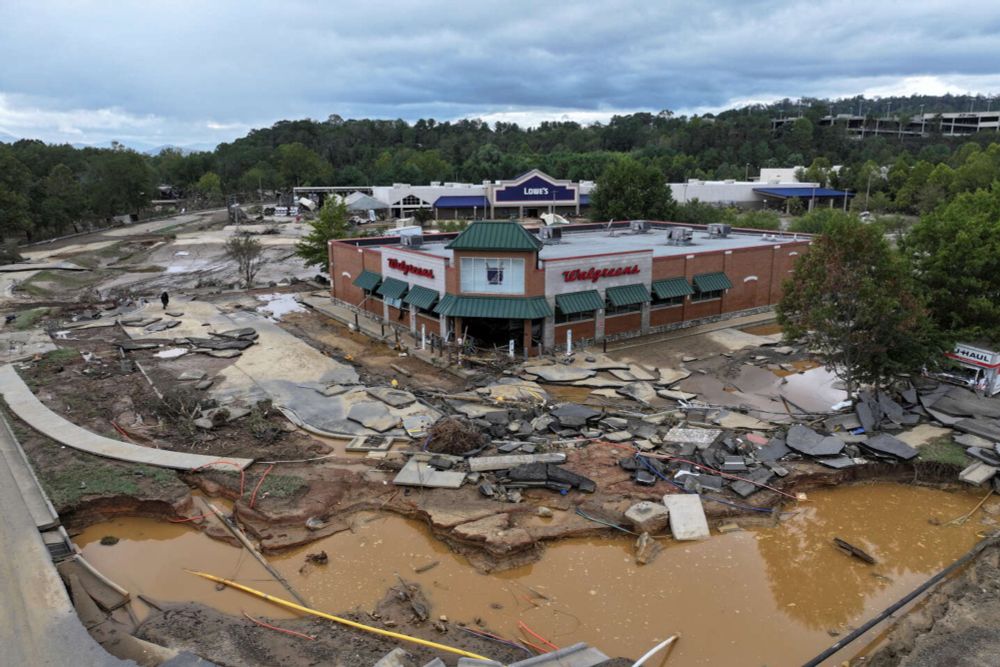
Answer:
[778,217,939,395]
[194,171,223,199]
[903,185,1000,344]
[789,208,857,234]
[84,149,155,218]
[39,163,84,236]
[224,233,265,288]
[590,157,675,220]
[275,142,330,187]
[734,209,781,230]
[0,151,35,241]
[295,197,351,269]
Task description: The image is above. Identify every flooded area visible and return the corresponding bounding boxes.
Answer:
[75,483,995,665]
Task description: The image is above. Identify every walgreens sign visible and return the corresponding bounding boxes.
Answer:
[562,265,640,283]
[387,258,434,279]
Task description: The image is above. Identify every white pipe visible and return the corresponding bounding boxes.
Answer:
[632,634,680,667]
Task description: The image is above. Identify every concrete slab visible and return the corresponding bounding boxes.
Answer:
[0,413,58,530]
[896,424,952,449]
[616,381,659,404]
[525,365,596,383]
[0,365,251,471]
[468,453,567,472]
[959,461,998,486]
[662,494,710,540]
[366,387,417,408]
[662,427,722,447]
[393,458,466,488]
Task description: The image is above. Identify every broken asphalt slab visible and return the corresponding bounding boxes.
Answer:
[393,459,466,489]
[785,424,844,457]
[862,433,918,460]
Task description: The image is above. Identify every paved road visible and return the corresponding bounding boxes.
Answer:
[0,435,127,666]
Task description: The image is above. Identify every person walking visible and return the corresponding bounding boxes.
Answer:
[160,291,169,310]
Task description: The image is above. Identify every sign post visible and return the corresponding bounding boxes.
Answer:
[421,324,426,351]
[508,339,515,359]
[566,329,573,356]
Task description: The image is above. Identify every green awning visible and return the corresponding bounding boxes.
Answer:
[435,295,552,319]
[693,272,733,292]
[403,285,439,310]
[652,277,694,299]
[555,290,603,315]
[605,284,651,307]
[353,270,381,291]
[377,277,408,300]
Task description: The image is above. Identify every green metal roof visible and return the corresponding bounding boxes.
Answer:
[606,284,651,307]
[651,277,694,299]
[403,285,439,310]
[555,290,604,315]
[377,277,409,299]
[435,295,552,319]
[353,270,381,291]
[693,272,733,292]
[445,221,542,252]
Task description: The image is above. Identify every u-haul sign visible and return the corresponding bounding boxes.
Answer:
[948,344,1000,368]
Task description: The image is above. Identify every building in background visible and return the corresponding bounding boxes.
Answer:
[329,220,809,355]
[295,169,594,220]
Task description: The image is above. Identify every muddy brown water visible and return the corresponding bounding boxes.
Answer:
[76,484,995,665]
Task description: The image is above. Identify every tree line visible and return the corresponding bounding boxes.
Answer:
[3,93,1000,244]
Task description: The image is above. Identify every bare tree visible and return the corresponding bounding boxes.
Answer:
[225,233,265,289]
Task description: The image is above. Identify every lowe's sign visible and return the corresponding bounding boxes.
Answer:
[495,175,577,203]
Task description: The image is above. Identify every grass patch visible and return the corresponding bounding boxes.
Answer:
[11,307,49,330]
[42,347,81,364]
[40,462,180,508]
[256,473,307,499]
[918,436,969,467]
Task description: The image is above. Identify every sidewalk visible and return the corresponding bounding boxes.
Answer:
[0,365,253,471]
[300,293,477,379]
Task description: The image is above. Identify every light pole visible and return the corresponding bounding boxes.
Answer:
[744,163,750,181]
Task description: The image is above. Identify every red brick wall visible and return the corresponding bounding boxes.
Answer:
[330,242,382,306]
[605,312,641,336]
[555,319,596,342]
[386,305,410,328]
[650,305,684,327]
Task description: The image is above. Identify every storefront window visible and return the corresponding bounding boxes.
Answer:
[606,301,641,315]
[555,308,595,324]
[691,289,723,302]
[652,295,685,308]
[460,257,525,294]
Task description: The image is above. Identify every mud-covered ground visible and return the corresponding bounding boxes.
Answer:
[862,540,1000,667]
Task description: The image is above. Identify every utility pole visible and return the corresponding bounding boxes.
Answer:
[865,170,874,212]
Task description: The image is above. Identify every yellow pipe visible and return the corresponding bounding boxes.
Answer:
[186,570,491,661]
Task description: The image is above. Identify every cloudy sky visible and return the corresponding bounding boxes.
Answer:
[1,0,999,150]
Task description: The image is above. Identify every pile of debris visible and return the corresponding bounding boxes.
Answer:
[117,327,258,359]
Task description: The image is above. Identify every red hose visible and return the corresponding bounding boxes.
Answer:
[518,620,559,651]
[168,514,208,523]
[242,611,316,641]
[192,460,247,496]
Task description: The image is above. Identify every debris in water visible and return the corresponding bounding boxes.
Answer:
[833,537,877,564]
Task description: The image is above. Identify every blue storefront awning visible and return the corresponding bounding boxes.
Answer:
[579,194,591,205]
[753,187,853,199]
[434,195,489,209]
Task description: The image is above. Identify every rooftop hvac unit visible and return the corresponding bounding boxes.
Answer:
[539,225,562,243]
[629,219,649,233]
[666,227,693,245]
[400,234,423,248]
[707,223,732,238]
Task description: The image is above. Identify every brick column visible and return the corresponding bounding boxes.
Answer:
[640,302,651,332]
[595,308,606,341]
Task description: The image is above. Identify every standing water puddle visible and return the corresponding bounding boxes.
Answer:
[76,484,995,665]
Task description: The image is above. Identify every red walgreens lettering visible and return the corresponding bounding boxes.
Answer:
[388,258,434,278]
[562,265,640,283]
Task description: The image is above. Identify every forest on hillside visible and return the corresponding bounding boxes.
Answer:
[2,93,1000,243]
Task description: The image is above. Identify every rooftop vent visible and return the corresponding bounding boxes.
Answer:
[629,219,649,233]
[539,225,562,243]
[706,223,732,238]
[666,227,694,245]
[400,234,423,248]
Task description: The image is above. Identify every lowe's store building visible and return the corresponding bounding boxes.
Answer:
[328,219,809,355]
